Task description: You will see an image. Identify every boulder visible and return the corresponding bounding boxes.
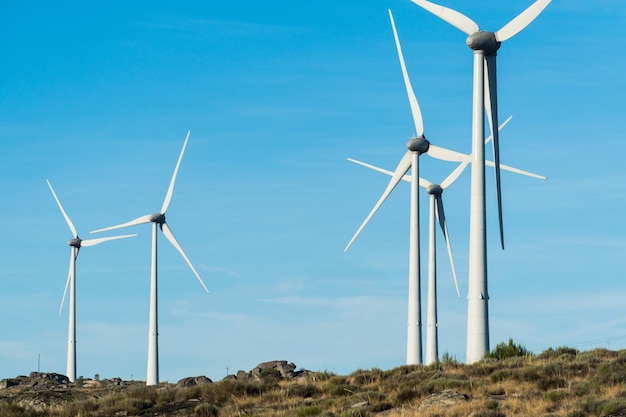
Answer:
[176,376,213,387]
[28,373,70,387]
[251,361,297,379]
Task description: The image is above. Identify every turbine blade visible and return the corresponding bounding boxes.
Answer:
[409,0,479,35]
[485,55,504,250]
[344,151,413,252]
[161,131,190,214]
[389,9,424,137]
[59,250,74,316]
[486,160,546,179]
[484,115,513,146]
[426,144,471,163]
[440,161,469,189]
[495,0,551,42]
[161,223,210,293]
[347,158,412,184]
[46,180,78,238]
[90,215,152,234]
[80,234,138,247]
[435,196,460,297]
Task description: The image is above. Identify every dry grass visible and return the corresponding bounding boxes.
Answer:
[2,346,626,416]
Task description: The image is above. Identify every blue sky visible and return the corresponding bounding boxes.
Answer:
[1,0,625,382]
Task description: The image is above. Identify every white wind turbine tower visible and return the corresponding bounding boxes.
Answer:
[347,117,546,365]
[345,9,471,366]
[46,179,136,383]
[347,160,465,365]
[408,0,551,363]
[90,131,209,386]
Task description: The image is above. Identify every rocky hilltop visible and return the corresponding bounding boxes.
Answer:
[0,360,310,415]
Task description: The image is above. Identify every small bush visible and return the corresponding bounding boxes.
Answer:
[539,347,579,360]
[395,388,418,403]
[543,389,568,403]
[470,399,506,417]
[194,403,218,417]
[486,339,533,360]
[598,398,626,417]
[287,383,321,398]
[297,406,323,417]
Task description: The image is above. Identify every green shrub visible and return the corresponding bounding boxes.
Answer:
[486,339,533,360]
[175,385,203,401]
[539,347,579,360]
[470,399,506,417]
[297,406,323,417]
[349,368,383,386]
[441,351,460,366]
[194,402,218,417]
[395,388,418,403]
[598,398,626,417]
[543,389,568,402]
[287,383,321,398]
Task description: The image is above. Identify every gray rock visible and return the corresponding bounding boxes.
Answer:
[236,370,249,380]
[176,376,213,387]
[251,360,297,379]
[0,379,18,389]
[418,390,470,411]
[28,372,70,387]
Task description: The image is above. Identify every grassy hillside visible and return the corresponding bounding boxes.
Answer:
[2,344,626,417]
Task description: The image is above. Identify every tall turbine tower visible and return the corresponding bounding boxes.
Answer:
[347,160,465,365]
[408,0,551,362]
[345,9,470,365]
[91,131,209,385]
[47,180,136,382]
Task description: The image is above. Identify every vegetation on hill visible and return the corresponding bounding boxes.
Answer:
[2,343,626,417]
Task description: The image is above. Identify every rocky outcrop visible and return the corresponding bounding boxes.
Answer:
[228,360,308,381]
[176,376,213,387]
[1,373,70,390]
[251,361,297,378]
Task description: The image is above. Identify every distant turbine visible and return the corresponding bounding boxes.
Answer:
[46,179,136,383]
[408,0,551,363]
[345,9,471,366]
[90,131,209,386]
[347,118,546,365]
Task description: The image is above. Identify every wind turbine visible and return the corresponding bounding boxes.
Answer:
[347,159,465,365]
[344,9,471,366]
[46,179,136,383]
[408,0,551,362]
[90,131,209,386]
[347,118,545,365]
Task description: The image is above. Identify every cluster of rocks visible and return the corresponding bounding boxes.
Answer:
[231,360,308,381]
[0,372,70,390]
[176,360,308,387]
[1,360,307,391]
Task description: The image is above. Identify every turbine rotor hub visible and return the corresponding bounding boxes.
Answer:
[407,135,430,154]
[68,238,82,248]
[149,213,166,224]
[466,31,501,54]
[426,184,443,196]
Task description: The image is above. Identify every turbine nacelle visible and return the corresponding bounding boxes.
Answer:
[426,184,443,196]
[466,31,500,54]
[149,213,166,224]
[407,135,430,154]
[68,238,82,248]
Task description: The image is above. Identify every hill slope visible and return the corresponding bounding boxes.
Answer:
[1,347,626,416]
